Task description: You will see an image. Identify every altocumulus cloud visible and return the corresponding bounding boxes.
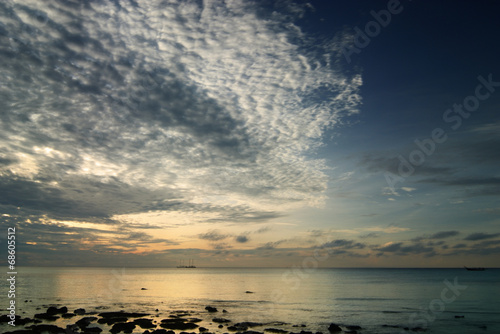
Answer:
[0,1,361,227]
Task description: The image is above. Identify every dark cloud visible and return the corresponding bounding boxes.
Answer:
[430,231,460,239]
[257,240,287,250]
[320,239,366,249]
[359,232,380,239]
[374,242,435,255]
[413,230,460,242]
[464,232,500,241]
[198,230,229,241]
[235,235,249,243]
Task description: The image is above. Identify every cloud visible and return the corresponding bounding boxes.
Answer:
[464,232,500,241]
[359,232,380,239]
[430,231,459,239]
[320,239,366,249]
[374,242,435,255]
[235,235,249,243]
[198,230,229,241]
[0,0,362,231]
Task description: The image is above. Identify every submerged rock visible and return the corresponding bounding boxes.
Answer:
[98,316,128,325]
[213,318,231,323]
[29,324,66,333]
[134,318,156,329]
[47,306,68,315]
[205,306,218,313]
[148,330,175,334]
[265,328,288,333]
[160,318,199,330]
[346,325,362,330]
[110,322,136,333]
[76,316,98,329]
[327,324,342,332]
[34,313,60,321]
[99,311,150,318]
[74,308,86,315]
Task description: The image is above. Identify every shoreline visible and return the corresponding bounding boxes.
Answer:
[0,303,420,334]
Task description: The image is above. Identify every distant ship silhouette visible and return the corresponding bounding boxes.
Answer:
[464,266,485,271]
[177,259,196,268]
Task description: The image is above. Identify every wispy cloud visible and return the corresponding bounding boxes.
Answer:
[464,232,500,241]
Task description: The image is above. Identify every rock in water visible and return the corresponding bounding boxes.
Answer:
[212,317,231,323]
[327,324,342,332]
[134,318,156,329]
[28,324,66,333]
[74,308,86,315]
[110,322,136,333]
[205,306,218,312]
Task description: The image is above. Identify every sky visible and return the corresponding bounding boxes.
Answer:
[0,0,499,268]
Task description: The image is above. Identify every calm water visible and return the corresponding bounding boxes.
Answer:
[3,267,499,333]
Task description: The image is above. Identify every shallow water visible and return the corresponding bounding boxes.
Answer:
[3,267,499,333]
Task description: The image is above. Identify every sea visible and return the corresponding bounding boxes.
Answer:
[2,267,499,333]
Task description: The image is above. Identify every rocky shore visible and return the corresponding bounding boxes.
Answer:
[0,304,433,334]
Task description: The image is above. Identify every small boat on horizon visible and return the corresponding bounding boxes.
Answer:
[177,259,196,268]
[464,266,485,271]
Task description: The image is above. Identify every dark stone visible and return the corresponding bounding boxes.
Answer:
[1,315,35,325]
[455,315,465,318]
[4,330,34,334]
[235,322,263,328]
[142,288,148,290]
[327,324,342,332]
[75,308,86,315]
[29,324,66,333]
[76,316,98,329]
[213,318,231,323]
[236,331,263,334]
[299,331,313,334]
[149,330,175,334]
[34,313,60,321]
[99,311,150,318]
[62,313,75,318]
[265,329,288,333]
[160,321,199,330]
[98,316,129,325]
[223,310,228,313]
[67,324,79,333]
[205,306,218,313]
[83,327,103,333]
[0,314,18,323]
[188,318,203,323]
[199,327,208,332]
[219,325,224,329]
[245,291,254,293]
[346,325,362,330]
[110,322,136,333]
[134,318,156,329]
[47,306,68,315]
